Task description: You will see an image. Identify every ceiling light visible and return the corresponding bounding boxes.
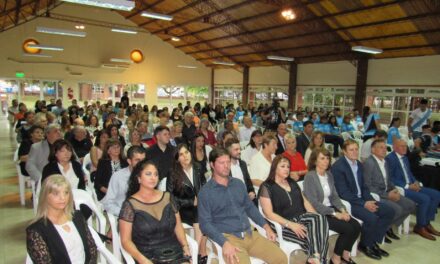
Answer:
[27,44,64,51]
[351,46,383,54]
[101,63,130,69]
[177,65,197,69]
[281,9,296,20]
[75,25,85,30]
[36,26,87,37]
[267,55,294,62]
[111,28,137,34]
[141,11,173,21]
[110,58,133,64]
[212,60,235,66]
[23,53,53,58]
[61,0,135,11]
[171,36,180,42]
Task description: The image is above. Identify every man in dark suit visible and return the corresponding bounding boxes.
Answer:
[332,139,394,260]
[275,123,288,155]
[386,139,440,240]
[363,139,416,243]
[296,120,314,157]
[225,138,256,204]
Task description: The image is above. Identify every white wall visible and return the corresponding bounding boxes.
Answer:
[0,4,211,106]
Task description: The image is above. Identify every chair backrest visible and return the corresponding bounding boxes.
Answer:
[353,131,363,140]
[158,177,167,191]
[240,141,248,150]
[72,189,107,234]
[88,225,122,264]
[107,213,122,261]
[82,153,92,184]
[341,132,351,141]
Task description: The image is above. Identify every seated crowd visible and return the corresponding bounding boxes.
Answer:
[10,96,440,264]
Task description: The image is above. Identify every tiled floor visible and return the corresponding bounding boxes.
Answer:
[0,113,439,264]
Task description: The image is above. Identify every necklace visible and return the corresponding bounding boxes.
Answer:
[277,180,292,206]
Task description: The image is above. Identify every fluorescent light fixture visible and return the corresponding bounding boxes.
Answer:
[23,53,53,58]
[27,44,64,51]
[351,46,383,54]
[111,28,137,34]
[61,0,135,11]
[178,65,197,69]
[141,11,173,21]
[267,55,294,62]
[75,25,85,30]
[212,60,235,66]
[110,58,133,64]
[171,36,180,42]
[101,63,129,69]
[36,26,87,37]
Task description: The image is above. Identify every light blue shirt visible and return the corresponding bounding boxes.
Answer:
[345,157,361,198]
[387,127,401,145]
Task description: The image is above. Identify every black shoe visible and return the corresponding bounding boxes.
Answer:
[358,245,381,260]
[387,229,400,240]
[373,243,389,257]
[384,236,392,244]
[342,258,357,264]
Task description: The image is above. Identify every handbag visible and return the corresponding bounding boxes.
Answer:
[150,246,190,264]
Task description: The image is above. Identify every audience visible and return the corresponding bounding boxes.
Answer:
[296,120,314,157]
[241,129,262,165]
[69,126,92,160]
[282,134,308,181]
[387,117,401,145]
[145,126,175,181]
[123,128,148,157]
[238,116,256,142]
[362,106,381,142]
[275,123,288,155]
[26,175,97,263]
[198,118,216,146]
[259,155,328,264]
[408,98,432,139]
[360,130,388,162]
[304,131,326,165]
[18,125,44,177]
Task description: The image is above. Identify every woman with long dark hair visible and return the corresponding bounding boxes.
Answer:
[241,129,263,165]
[190,133,209,174]
[166,144,208,263]
[119,160,191,264]
[107,124,126,147]
[94,139,128,200]
[42,139,86,190]
[259,155,329,264]
[388,117,401,145]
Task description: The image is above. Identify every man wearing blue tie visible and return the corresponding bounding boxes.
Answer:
[332,139,394,260]
[386,139,440,240]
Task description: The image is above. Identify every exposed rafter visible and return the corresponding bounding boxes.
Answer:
[124,0,166,19]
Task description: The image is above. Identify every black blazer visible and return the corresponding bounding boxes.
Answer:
[166,162,206,225]
[26,211,97,264]
[94,158,128,200]
[230,159,256,196]
[296,133,311,157]
[275,134,286,155]
[42,161,86,190]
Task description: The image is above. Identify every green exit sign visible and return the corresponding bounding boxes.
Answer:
[15,72,25,78]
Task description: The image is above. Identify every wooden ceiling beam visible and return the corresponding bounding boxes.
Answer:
[124,0,165,19]
[149,0,255,33]
[195,27,440,61]
[14,0,22,25]
[165,0,325,41]
[175,0,407,49]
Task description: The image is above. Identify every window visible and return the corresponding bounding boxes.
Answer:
[297,86,355,115]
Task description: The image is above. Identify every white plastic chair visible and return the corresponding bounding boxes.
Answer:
[82,153,92,184]
[107,213,123,261]
[88,225,122,264]
[72,189,107,235]
[158,177,167,191]
[353,131,363,141]
[341,132,352,141]
[14,149,36,208]
[340,199,362,257]
[395,187,410,235]
[240,141,248,150]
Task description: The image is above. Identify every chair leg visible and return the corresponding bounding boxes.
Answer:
[403,216,410,235]
[351,239,358,257]
[18,172,25,206]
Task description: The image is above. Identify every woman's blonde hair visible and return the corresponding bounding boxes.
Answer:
[31,175,74,225]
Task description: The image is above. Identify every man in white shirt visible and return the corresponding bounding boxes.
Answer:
[101,146,146,216]
[225,138,256,203]
[238,116,256,142]
[363,139,416,243]
[360,130,387,162]
[408,98,432,138]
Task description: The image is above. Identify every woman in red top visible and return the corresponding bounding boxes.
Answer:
[282,134,308,181]
[197,118,216,146]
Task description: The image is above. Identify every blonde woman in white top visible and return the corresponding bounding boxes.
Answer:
[304,131,325,165]
[249,134,277,187]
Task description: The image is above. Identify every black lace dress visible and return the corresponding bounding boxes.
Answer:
[119,192,188,264]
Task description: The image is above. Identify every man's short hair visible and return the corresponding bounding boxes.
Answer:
[184,111,194,118]
[371,138,386,149]
[420,99,428,105]
[224,137,240,150]
[154,125,170,136]
[303,120,313,127]
[28,125,44,135]
[209,147,231,163]
[342,139,359,150]
[127,145,146,159]
[422,124,431,130]
[374,130,388,138]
